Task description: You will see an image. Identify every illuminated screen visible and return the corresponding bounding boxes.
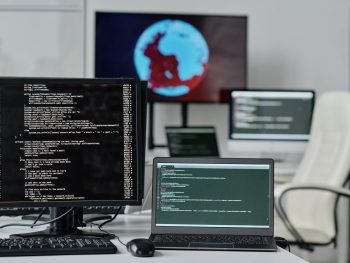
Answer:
[229,90,315,141]
[95,12,247,102]
[0,78,143,206]
[155,162,270,228]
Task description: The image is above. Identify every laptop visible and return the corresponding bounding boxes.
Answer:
[165,126,220,157]
[149,157,277,251]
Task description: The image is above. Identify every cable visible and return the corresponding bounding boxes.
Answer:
[31,207,48,228]
[94,206,125,246]
[115,235,127,247]
[274,236,291,252]
[97,206,122,229]
[0,207,74,229]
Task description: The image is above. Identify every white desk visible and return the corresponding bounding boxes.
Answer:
[0,214,308,263]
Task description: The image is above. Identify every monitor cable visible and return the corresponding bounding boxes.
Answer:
[0,207,74,229]
[31,207,49,228]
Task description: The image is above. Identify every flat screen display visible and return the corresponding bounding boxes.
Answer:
[95,12,247,102]
[0,78,143,207]
[229,90,315,141]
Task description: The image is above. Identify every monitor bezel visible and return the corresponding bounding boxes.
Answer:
[94,11,248,103]
[228,89,316,141]
[151,157,274,236]
[0,77,143,207]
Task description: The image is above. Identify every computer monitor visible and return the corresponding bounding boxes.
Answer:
[0,77,145,238]
[95,12,247,102]
[228,89,315,161]
[166,126,220,157]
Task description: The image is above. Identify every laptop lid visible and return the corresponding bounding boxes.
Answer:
[151,157,274,236]
[165,126,220,157]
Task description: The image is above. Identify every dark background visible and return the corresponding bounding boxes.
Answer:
[155,165,269,226]
[0,82,137,203]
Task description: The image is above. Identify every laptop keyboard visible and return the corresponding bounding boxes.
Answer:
[152,234,270,246]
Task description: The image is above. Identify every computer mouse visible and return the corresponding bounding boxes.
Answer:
[126,238,155,257]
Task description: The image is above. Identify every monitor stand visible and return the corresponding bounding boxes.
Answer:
[10,207,114,239]
[21,211,112,224]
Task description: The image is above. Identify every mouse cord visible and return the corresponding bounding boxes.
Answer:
[115,235,126,246]
[93,206,127,246]
[95,225,126,246]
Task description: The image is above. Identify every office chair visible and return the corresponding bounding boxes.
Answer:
[274,91,350,251]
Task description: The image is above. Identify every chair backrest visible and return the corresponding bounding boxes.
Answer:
[286,91,350,240]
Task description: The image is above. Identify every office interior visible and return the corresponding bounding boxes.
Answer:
[0,0,349,262]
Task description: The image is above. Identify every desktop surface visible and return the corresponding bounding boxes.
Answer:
[0,214,308,263]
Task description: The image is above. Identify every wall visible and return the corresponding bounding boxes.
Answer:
[0,0,84,78]
[86,0,350,156]
[0,0,349,155]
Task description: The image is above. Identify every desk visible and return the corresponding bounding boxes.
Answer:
[0,214,308,263]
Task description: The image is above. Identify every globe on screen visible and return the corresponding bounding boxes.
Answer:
[134,19,209,97]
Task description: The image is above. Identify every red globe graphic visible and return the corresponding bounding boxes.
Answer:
[134,20,209,97]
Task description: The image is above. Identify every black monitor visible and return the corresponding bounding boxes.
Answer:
[95,12,247,102]
[166,126,220,157]
[228,89,315,158]
[0,78,145,238]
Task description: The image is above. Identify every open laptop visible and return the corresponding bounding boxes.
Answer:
[165,126,220,157]
[149,157,277,251]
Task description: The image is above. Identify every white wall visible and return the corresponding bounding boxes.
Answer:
[1,0,349,155]
[86,0,350,155]
[0,0,84,77]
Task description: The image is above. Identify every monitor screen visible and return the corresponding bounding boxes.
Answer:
[95,12,247,103]
[151,158,274,235]
[0,78,144,207]
[166,126,219,157]
[229,90,315,141]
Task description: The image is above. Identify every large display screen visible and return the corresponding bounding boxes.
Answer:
[95,12,247,102]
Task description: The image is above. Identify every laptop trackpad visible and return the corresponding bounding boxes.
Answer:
[189,242,234,248]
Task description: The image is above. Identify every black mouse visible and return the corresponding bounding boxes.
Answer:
[126,238,155,257]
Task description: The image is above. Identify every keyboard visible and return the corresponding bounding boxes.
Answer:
[0,206,121,216]
[152,234,270,245]
[0,237,118,256]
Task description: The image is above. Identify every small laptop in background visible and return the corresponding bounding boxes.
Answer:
[149,157,277,251]
[165,126,220,157]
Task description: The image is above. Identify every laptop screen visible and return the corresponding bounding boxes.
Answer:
[152,158,273,235]
[166,127,220,157]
